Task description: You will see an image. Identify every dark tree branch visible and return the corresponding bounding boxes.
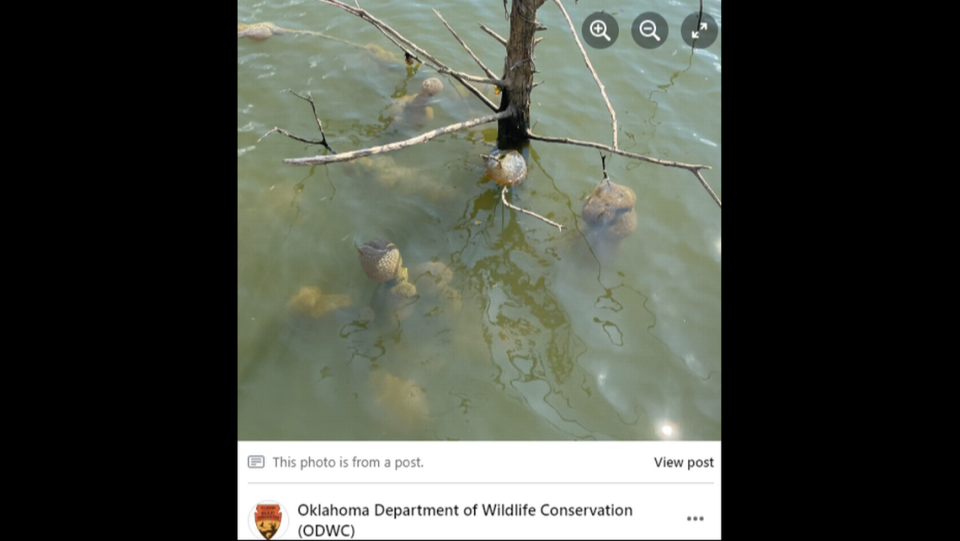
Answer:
[259,90,336,153]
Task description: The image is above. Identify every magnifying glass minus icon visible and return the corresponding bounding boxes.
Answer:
[640,20,661,41]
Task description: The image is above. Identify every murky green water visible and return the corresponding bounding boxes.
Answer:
[238,0,721,440]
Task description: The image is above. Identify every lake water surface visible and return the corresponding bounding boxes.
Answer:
[238,0,721,440]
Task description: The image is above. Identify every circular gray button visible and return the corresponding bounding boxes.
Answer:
[581,12,619,49]
[632,13,668,49]
[681,12,718,48]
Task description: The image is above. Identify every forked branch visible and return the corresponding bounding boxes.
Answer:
[259,90,336,153]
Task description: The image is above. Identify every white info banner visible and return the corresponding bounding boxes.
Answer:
[238,441,720,539]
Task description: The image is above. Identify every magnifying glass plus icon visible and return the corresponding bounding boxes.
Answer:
[639,20,661,41]
[590,20,611,41]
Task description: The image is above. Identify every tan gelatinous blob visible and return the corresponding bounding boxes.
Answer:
[369,371,429,424]
[358,238,419,302]
[238,22,285,41]
[238,22,403,65]
[410,261,461,315]
[341,155,415,190]
[581,180,637,238]
[359,243,464,323]
[287,286,353,318]
[409,261,453,295]
[389,78,444,126]
[361,43,403,65]
[483,149,527,186]
[340,155,459,204]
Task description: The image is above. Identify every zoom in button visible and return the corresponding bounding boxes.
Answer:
[582,12,619,49]
[632,13,668,49]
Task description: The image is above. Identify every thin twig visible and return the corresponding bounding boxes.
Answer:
[285,111,511,166]
[528,129,720,208]
[552,0,618,150]
[501,186,564,231]
[316,0,499,112]
[433,9,498,81]
[259,127,334,153]
[478,23,508,46]
[289,89,328,139]
[259,90,336,153]
[692,170,722,208]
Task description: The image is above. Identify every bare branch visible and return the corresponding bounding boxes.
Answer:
[692,169,722,209]
[317,0,431,63]
[478,23,508,46]
[439,71,502,86]
[316,0,499,112]
[551,0,618,150]
[527,130,720,208]
[285,111,511,166]
[501,186,564,231]
[318,0,489,83]
[433,9,498,81]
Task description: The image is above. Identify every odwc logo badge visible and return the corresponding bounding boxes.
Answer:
[249,501,289,539]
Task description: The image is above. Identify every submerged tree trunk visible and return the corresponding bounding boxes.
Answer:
[497,0,546,149]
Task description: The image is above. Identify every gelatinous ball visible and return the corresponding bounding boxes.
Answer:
[420,78,444,97]
[358,238,402,282]
[484,149,527,186]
